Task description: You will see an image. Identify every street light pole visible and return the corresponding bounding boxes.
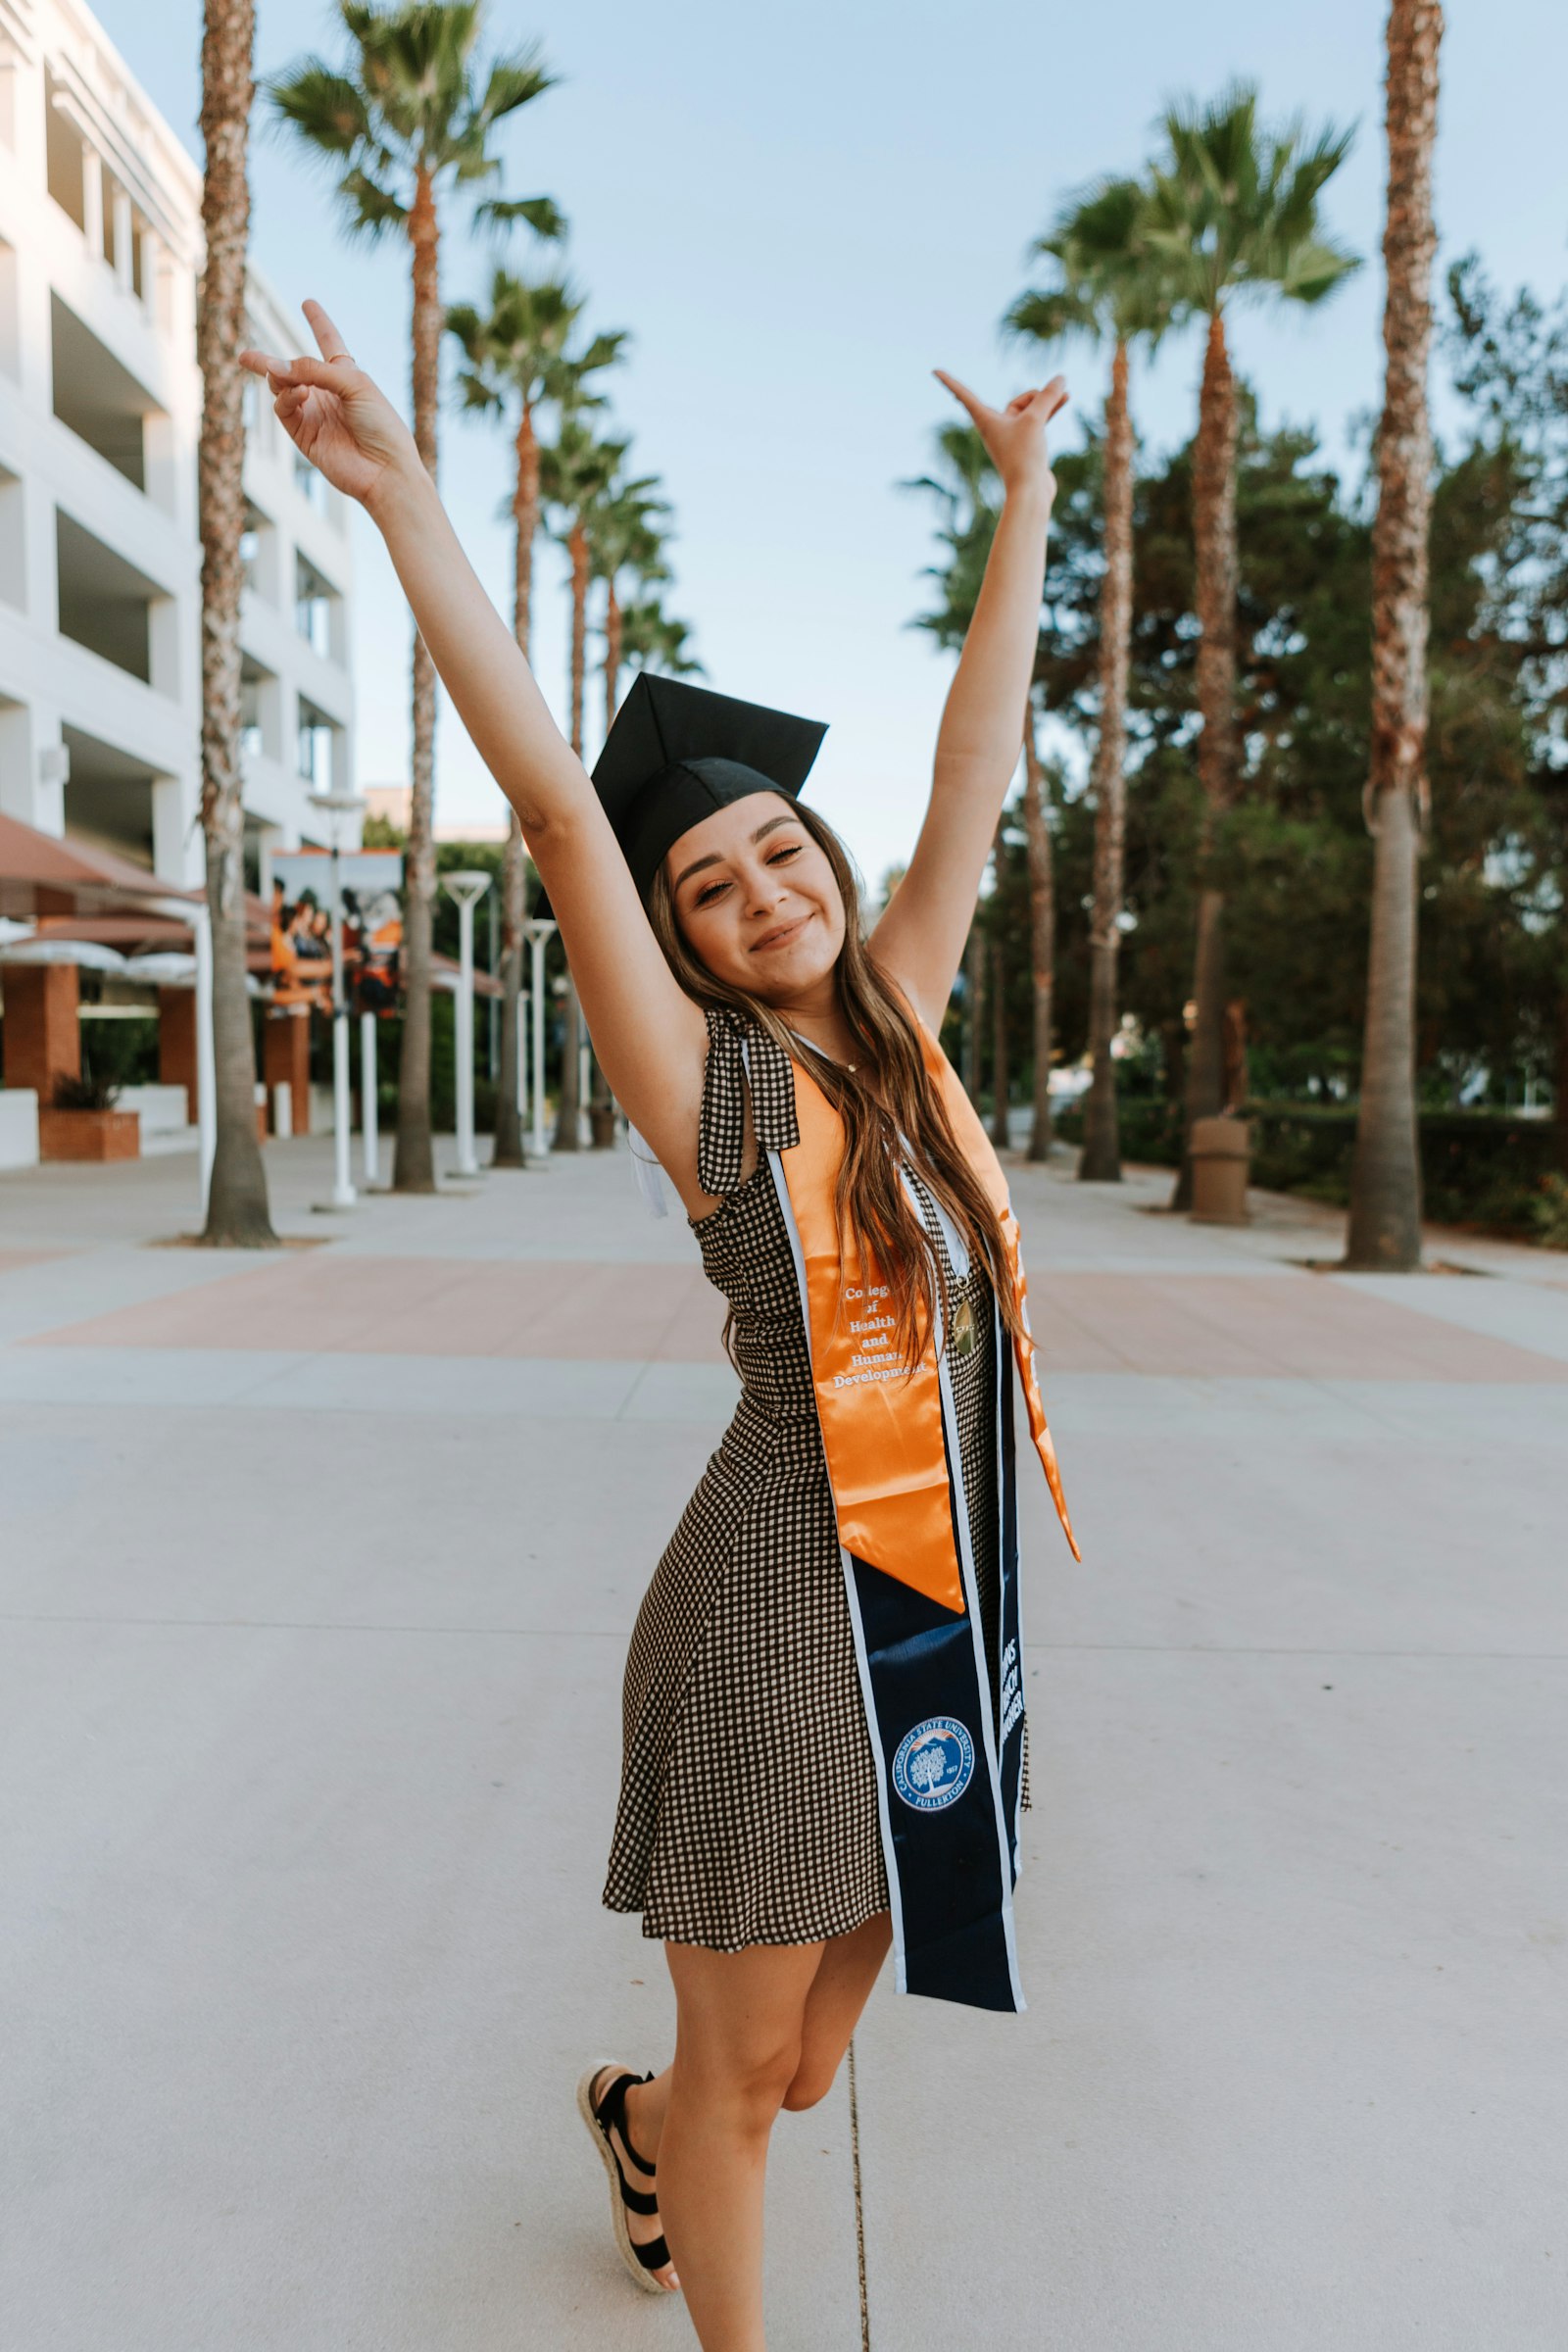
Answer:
[523,916,557,1157]
[444,870,491,1180]
[361,1010,379,1185]
[309,789,366,1210]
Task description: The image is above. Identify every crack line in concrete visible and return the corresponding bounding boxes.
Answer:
[848,2034,870,2350]
[1,1615,1565,1661]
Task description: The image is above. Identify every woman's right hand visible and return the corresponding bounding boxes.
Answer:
[239,299,417,511]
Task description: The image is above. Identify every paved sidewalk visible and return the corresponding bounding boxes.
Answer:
[1,1137,1564,2350]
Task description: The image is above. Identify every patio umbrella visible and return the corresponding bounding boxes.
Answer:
[0,937,128,971]
[125,952,198,986]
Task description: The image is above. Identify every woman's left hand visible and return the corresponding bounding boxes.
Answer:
[933,370,1068,501]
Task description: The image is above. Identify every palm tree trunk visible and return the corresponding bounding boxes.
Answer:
[1345,0,1442,1270]
[514,401,539,655]
[553,514,591,1152]
[394,161,440,1193]
[1079,335,1134,1186]
[1021,725,1054,1160]
[492,815,526,1165]
[555,980,581,1151]
[1171,307,1241,1211]
[963,926,985,1105]
[197,0,273,1247]
[989,935,1010,1151]
[605,578,622,734]
[568,518,589,758]
[492,402,540,1170]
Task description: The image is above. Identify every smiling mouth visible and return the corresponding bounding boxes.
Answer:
[751,913,811,954]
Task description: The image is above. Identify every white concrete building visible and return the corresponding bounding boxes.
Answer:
[0,0,356,894]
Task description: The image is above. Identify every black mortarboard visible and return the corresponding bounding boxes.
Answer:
[534,674,827,915]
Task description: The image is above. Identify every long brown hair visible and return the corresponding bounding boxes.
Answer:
[648,801,1023,1368]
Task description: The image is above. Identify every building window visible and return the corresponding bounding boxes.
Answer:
[294,448,324,511]
[241,656,276,760]
[240,499,271,597]
[50,293,156,492]
[294,550,336,658]
[44,74,86,231]
[297,697,335,791]
[240,677,264,759]
[56,510,162,687]
[102,167,122,270]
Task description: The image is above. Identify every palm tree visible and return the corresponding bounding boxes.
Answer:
[270,1,561,1193]
[1143,83,1358,1206]
[1345,2,1444,1269]
[446,270,594,1167]
[619,600,703,684]
[588,470,670,730]
[540,401,625,1152]
[198,0,275,1245]
[1008,176,1175,1180]
[541,413,627,759]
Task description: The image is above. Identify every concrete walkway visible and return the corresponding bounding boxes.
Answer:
[1,1136,1564,2350]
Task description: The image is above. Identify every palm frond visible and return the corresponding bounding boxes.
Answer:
[339,164,407,239]
[474,48,557,128]
[1147,78,1358,319]
[475,193,566,244]
[266,61,370,154]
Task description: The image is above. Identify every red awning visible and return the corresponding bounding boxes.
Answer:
[0,810,202,920]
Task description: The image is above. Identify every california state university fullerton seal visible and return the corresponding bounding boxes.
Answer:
[891,1717,975,1812]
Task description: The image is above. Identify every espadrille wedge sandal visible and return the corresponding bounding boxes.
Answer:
[576,2063,679,2295]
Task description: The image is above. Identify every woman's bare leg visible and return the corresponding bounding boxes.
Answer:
[783,1909,892,2110]
[652,1938,824,2350]
[612,1913,893,2340]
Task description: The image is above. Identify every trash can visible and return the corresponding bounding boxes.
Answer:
[1190,1115,1251,1224]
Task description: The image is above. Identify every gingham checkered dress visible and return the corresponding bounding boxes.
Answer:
[603,1006,1024,1951]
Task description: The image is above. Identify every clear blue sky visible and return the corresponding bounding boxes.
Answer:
[94,0,1568,883]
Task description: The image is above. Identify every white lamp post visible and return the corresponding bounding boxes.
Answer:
[516,989,528,1143]
[444,869,491,1179]
[361,1010,379,1186]
[522,915,557,1157]
[308,789,366,1210]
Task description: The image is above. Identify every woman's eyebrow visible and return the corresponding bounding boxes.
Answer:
[675,814,798,892]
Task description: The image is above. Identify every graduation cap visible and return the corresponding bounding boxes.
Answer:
[534,674,828,916]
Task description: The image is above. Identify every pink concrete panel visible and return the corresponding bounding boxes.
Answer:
[1030,1273,1568,1384]
[25,1254,730,1363]
[19,1258,1568,1384]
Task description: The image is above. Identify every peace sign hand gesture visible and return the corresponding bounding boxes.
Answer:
[239,300,417,511]
[933,370,1069,502]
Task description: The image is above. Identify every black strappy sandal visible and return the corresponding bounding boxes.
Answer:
[575,2063,678,2295]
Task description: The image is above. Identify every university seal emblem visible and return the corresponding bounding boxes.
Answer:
[891,1716,975,1813]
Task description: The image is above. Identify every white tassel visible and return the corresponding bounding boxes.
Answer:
[627,1123,669,1219]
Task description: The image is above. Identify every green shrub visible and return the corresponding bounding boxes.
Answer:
[1531,1173,1568,1250]
[1053,1091,1565,1241]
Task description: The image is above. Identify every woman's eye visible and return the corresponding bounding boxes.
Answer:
[694,880,729,908]
[767,844,802,865]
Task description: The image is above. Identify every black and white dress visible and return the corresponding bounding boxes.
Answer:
[603,1006,1023,1951]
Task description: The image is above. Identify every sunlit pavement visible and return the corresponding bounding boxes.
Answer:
[2,1133,1564,2350]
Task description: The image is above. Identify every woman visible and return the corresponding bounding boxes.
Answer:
[242,305,1078,2351]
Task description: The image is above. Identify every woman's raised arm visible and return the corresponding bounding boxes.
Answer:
[240,303,711,1196]
[870,372,1067,1033]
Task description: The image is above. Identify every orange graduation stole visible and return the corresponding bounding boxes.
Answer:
[776,1025,1079,1613]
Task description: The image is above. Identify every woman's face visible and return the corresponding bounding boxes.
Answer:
[664,793,845,1002]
